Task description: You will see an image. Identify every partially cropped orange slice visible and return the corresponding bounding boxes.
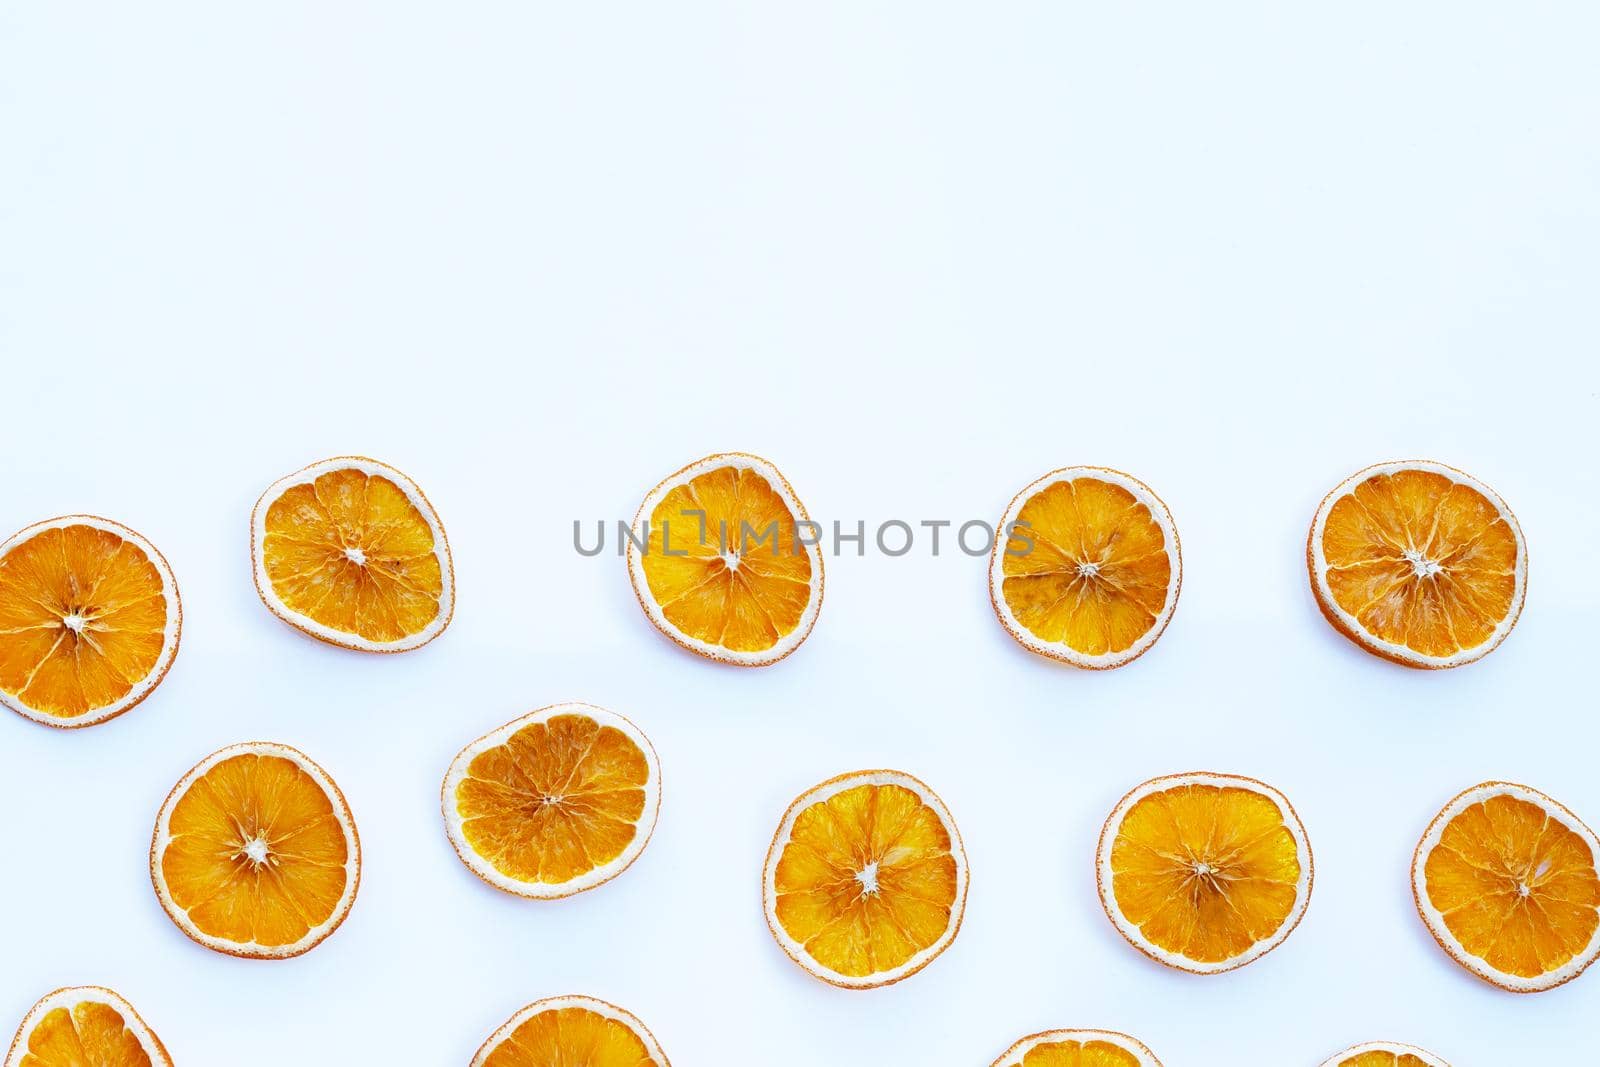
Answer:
[763,769,968,988]
[5,987,171,1067]
[0,516,180,728]
[1413,781,1600,992]
[627,453,822,666]
[443,703,662,899]
[151,741,361,959]
[1308,460,1526,668]
[1097,772,1312,974]
[251,456,453,652]
[471,995,669,1067]
[1318,1043,1451,1067]
[989,1030,1164,1067]
[990,467,1180,669]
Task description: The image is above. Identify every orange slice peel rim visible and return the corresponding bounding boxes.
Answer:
[149,740,362,960]
[441,702,663,900]
[1411,780,1600,993]
[1095,771,1314,975]
[1307,459,1527,669]
[1316,1041,1451,1067]
[4,986,172,1067]
[0,514,182,730]
[988,466,1182,670]
[989,1028,1164,1067]
[626,452,824,667]
[761,768,970,990]
[250,455,455,653]
[469,994,670,1067]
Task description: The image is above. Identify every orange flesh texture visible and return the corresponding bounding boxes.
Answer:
[1424,793,1600,979]
[262,468,443,642]
[1338,1055,1431,1067]
[481,1007,655,1067]
[773,783,960,978]
[639,466,812,652]
[1004,1039,1143,1067]
[1000,478,1171,656]
[456,714,650,885]
[0,525,168,719]
[161,753,350,948]
[17,1002,154,1067]
[1320,469,1518,658]
[1110,784,1301,963]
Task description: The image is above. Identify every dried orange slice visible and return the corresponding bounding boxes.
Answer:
[1308,460,1526,668]
[762,769,968,988]
[1413,781,1600,992]
[443,703,662,899]
[627,453,822,666]
[990,467,1180,669]
[251,456,453,652]
[151,741,361,959]
[470,995,669,1067]
[1318,1043,1450,1067]
[1097,772,1312,974]
[0,516,180,728]
[5,987,171,1067]
[989,1030,1164,1067]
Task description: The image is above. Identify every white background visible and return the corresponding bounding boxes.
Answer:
[2,4,1597,1064]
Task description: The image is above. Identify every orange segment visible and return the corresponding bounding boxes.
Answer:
[444,704,662,899]
[628,454,822,666]
[990,1030,1163,1067]
[1309,461,1525,668]
[991,468,1180,669]
[0,518,179,728]
[763,770,968,988]
[151,742,360,959]
[5,988,171,1067]
[471,996,669,1067]
[1413,782,1600,992]
[1098,773,1312,973]
[252,457,453,652]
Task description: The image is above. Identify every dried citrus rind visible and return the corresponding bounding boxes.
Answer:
[470,995,669,1067]
[990,1028,1164,1067]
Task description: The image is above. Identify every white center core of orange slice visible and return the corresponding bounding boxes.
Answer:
[1403,548,1442,578]
[1076,561,1101,578]
[344,546,367,566]
[855,861,880,895]
[1194,861,1214,876]
[1517,881,1531,897]
[241,835,271,865]
[721,550,741,571]
[61,613,87,633]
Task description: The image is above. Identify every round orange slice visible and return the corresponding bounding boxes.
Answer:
[5,987,171,1067]
[1318,1043,1451,1067]
[251,456,453,652]
[1308,460,1526,668]
[627,453,822,666]
[990,467,1181,669]
[443,703,662,899]
[762,769,968,988]
[0,516,180,729]
[1097,771,1312,974]
[470,995,669,1067]
[151,741,361,959]
[1412,781,1600,992]
[989,1029,1164,1067]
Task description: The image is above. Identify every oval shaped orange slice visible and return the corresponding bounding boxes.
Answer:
[0,516,180,728]
[1318,1043,1451,1067]
[470,995,669,1067]
[443,703,662,899]
[251,456,453,652]
[1308,460,1526,668]
[990,1030,1164,1067]
[5,987,171,1067]
[1097,771,1312,974]
[990,467,1181,669]
[627,453,823,666]
[1413,781,1600,992]
[151,741,361,959]
[763,769,968,988]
